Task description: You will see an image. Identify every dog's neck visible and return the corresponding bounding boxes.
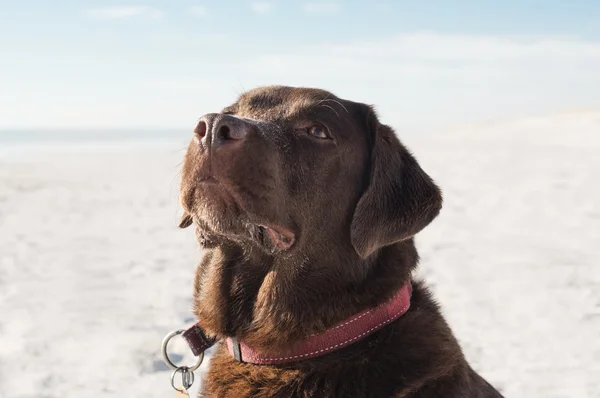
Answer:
[184,280,413,364]
[193,239,418,353]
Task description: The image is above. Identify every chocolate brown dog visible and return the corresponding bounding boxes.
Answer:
[179,86,504,397]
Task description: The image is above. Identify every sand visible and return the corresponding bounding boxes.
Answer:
[1,112,599,397]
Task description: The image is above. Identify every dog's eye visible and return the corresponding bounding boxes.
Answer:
[307,125,329,139]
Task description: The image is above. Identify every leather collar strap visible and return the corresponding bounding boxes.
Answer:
[182,281,413,365]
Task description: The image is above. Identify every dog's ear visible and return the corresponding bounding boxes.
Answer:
[350,107,443,259]
[179,213,193,229]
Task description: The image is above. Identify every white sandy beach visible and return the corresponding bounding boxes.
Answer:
[1,112,599,398]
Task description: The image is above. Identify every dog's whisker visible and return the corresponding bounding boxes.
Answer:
[317,97,349,114]
[321,104,340,119]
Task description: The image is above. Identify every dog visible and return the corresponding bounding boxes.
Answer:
[179,86,504,397]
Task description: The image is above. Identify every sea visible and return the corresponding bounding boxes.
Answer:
[0,129,192,159]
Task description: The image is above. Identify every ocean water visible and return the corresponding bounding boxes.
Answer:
[0,129,191,143]
[0,129,192,159]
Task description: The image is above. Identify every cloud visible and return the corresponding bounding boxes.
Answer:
[150,32,230,46]
[251,2,272,14]
[5,32,600,130]
[189,5,207,18]
[241,33,600,131]
[140,77,214,92]
[303,2,340,14]
[85,6,163,20]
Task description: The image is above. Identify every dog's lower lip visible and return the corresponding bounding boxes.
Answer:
[261,224,296,250]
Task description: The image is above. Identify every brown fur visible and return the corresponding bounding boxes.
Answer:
[179,86,504,397]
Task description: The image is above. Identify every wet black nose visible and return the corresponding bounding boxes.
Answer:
[195,114,251,149]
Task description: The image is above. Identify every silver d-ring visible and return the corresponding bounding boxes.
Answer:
[171,367,195,391]
[161,329,204,371]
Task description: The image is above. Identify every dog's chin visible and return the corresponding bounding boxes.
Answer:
[189,191,297,253]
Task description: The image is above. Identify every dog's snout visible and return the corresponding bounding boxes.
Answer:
[195,114,251,149]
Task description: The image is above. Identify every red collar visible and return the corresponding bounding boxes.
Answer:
[182,282,413,365]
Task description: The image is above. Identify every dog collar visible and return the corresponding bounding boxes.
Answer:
[181,281,413,365]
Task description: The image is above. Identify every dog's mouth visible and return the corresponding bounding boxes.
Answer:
[258,224,296,251]
[193,220,297,252]
[187,175,297,251]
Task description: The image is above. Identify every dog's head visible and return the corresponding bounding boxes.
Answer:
[179,86,442,346]
[180,85,441,259]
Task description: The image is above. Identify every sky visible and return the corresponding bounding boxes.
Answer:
[1,1,600,132]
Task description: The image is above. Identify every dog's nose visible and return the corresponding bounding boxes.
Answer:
[195,113,251,150]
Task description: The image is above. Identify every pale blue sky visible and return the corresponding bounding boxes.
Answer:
[2,1,600,131]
